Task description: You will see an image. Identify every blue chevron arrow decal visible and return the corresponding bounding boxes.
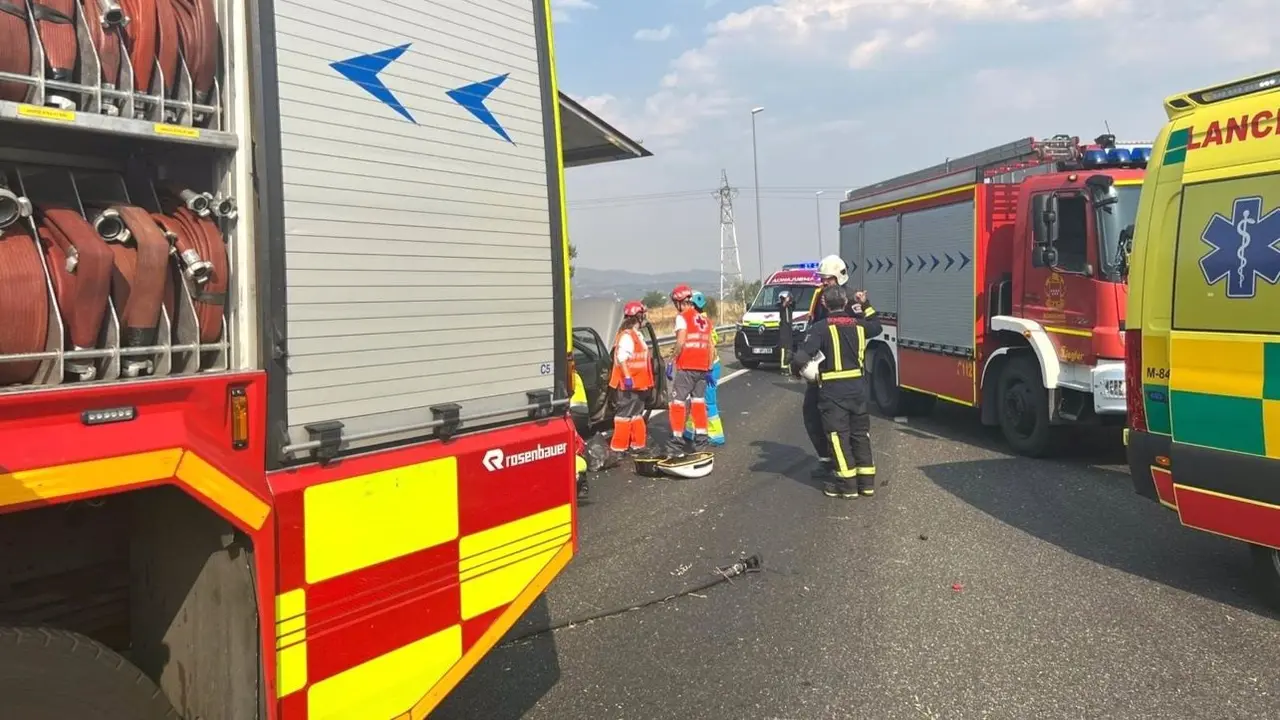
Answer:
[905,256,914,272]
[850,260,857,272]
[917,254,926,270]
[958,252,971,269]
[930,254,940,271]
[877,257,885,272]
[447,73,514,143]
[331,44,415,123]
[944,253,955,271]
[885,257,894,271]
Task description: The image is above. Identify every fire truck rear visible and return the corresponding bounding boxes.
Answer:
[0,2,576,718]
[838,135,1147,455]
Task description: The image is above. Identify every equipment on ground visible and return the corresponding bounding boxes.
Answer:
[656,451,715,478]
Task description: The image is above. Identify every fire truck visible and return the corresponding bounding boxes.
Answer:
[0,1,642,717]
[838,135,1147,456]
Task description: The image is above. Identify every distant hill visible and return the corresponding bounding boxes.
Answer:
[572,267,722,299]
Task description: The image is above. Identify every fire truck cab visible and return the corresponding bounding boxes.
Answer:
[839,135,1146,456]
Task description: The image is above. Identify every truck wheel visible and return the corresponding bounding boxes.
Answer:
[870,348,901,416]
[1250,544,1280,612]
[0,626,179,720]
[869,348,934,416]
[997,355,1055,457]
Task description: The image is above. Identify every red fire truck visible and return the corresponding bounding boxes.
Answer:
[0,1,642,718]
[838,135,1147,455]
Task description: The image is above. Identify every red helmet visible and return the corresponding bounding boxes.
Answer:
[623,301,646,317]
[670,284,693,302]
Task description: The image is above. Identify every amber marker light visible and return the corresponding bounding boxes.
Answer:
[230,386,249,449]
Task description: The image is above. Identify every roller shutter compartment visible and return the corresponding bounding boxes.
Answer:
[839,222,864,295]
[268,0,561,453]
[860,216,899,317]
[898,201,975,352]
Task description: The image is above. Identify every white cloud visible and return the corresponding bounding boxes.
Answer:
[635,24,675,42]
[551,0,595,23]
[848,30,891,68]
[902,27,935,51]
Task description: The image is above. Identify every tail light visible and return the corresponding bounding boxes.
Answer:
[230,386,249,449]
[1125,329,1146,432]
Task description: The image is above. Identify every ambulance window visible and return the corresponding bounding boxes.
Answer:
[1053,194,1089,273]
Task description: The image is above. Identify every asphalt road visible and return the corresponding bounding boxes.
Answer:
[437,357,1280,720]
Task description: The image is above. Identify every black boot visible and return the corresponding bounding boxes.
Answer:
[576,476,589,500]
[809,457,834,480]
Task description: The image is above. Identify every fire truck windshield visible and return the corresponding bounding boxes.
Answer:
[1097,184,1141,280]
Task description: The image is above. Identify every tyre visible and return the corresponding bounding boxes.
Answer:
[870,348,901,416]
[869,348,934,416]
[997,355,1056,457]
[1250,544,1280,612]
[0,626,179,719]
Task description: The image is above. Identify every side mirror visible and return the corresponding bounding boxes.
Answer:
[1040,247,1059,267]
[1044,195,1060,246]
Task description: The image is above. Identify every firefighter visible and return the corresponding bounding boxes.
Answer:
[800,255,851,477]
[665,284,714,456]
[683,291,725,446]
[777,289,795,376]
[791,285,882,498]
[609,301,655,455]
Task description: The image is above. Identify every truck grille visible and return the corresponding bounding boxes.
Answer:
[743,326,779,346]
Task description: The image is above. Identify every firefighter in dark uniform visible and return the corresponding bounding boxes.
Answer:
[791,284,882,498]
[801,255,850,477]
[777,290,794,375]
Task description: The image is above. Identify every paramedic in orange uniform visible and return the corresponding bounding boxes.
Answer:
[666,284,714,455]
[609,301,655,454]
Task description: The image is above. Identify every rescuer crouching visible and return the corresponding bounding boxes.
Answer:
[791,285,882,498]
[609,301,656,456]
[571,368,591,500]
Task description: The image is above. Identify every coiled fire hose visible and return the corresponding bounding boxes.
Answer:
[81,0,124,91]
[36,206,115,379]
[169,0,215,103]
[119,0,157,94]
[153,0,179,98]
[31,1,77,107]
[0,1,33,102]
[0,192,48,385]
[97,206,170,370]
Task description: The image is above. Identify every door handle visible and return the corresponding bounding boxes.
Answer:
[1024,293,1040,301]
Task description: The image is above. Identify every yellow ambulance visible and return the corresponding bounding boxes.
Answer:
[1125,69,1280,611]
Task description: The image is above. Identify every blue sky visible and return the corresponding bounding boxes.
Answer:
[549,0,1279,277]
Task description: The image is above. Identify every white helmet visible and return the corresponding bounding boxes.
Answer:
[658,452,714,478]
[817,255,848,285]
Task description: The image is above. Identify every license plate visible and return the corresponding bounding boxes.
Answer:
[752,348,771,355]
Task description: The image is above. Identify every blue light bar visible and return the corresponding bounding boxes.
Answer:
[1106,147,1131,163]
[782,262,819,270]
[1082,149,1108,166]
[1129,147,1151,163]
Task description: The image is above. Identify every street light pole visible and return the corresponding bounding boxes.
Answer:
[750,106,764,283]
[815,190,823,257]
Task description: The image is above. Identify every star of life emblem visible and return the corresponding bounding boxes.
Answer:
[1198,196,1280,298]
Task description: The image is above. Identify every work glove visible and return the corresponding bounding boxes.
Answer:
[624,377,634,391]
[665,362,674,380]
[705,372,716,388]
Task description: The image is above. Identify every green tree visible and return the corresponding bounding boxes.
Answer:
[568,243,578,279]
[641,290,666,308]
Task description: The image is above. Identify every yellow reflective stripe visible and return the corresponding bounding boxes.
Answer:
[829,432,856,478]
[828,325,843,370]
[856,324,866,369]
[855,466,876,475]
[821,369,863,380]
[863,305,876,318]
